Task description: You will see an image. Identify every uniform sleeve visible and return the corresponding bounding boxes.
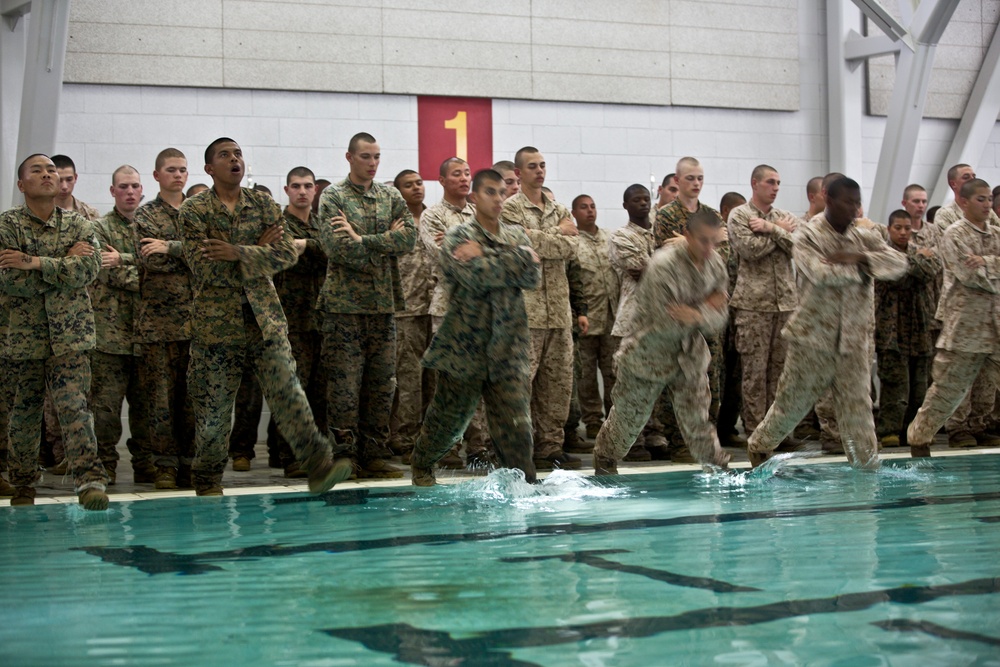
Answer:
[317,187,376,272]
[906,249,940,284]
[134,206,186,274]
[727,206,793,262]
[419,207,448,254]
[96,219,139,292]
[567,257,588,318]
[235,199,297,280]
[858,229,909,282]
[500,198,577,260]
[359,190,416,256]
[940,228,1000,294]
[0,214,52,296]
[36,218,101,291]
[181,199,239,288]
[792,227,865,287]
[608,231,650,273]
[441,226,540,293]
[654,207,681,247]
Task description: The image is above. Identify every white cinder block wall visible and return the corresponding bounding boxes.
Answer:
[56,0,1000,227]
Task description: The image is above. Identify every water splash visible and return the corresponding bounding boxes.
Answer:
[698,451,821,489]
[442,468,628,506]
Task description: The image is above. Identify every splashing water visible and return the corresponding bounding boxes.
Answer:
[442,468,628,506]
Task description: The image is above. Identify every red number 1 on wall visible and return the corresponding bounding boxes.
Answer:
[418,97,492,180]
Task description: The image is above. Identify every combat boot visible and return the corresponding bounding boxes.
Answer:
[437,446,465,470]
[411,466,436,487]
[748,451,771,468]
[10,486,35,506]
[593,455,618,476]
[304,455,353,494]
[79,488,109,511]
[357,458,405,479]
[564,428,593,453]
[154,467,178,490]
[0,476,15,497]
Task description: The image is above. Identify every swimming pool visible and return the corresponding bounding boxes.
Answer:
[2,454,999,666]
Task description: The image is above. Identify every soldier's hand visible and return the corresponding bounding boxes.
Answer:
[825,249,865,265]
[67,241,95,257]
[626,267,644,281]
[964,254,986,269]
[202,239,240,262]
[661,232,685,247]
[748,217,773,234]
[520,245,541,264]
[0,249,39,270]
[452,240,483,262]
[557,217,579,237]
[101,245,122,268]
[705,290,728,311]
[577,315,589,336]
[915,247,935,258]
[434,230,446,247]
[139,238,169,257]
[331,210,362,243]
[390,217,405,232]
[667,303,701,326]
[257,224,283,246]
[292,239,307,256]
[775,216,797,233]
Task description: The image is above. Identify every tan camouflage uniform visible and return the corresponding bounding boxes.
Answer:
[180,187,333,490]
[727,200,798,433]
[317,177,416,464]
[874,242,939,440]
[907,217,1000,446]
[89,208,147,476]
[934,200,1000,232]
[410,218,541,479]
[500,192,577,460]
[747,214,908,466]
[575,227,619,429]
[594,241,730,466]
[0,205,108,493]
[135,195,195,473]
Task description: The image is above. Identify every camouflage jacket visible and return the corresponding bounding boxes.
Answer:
[396,205,432,318]
[91,208,140,355]
[574,227,618,336]
[317,177,416,315]
[616,240,729,382]
[608,221,655,337]
[0,205,100,359]
[63,196,100,222]
[420,199,475,317]
[654,200,722,247]
[134,195,192,343]
[422,218,540,382]
[274,208,326,333]
[874,242,940,356]
[180,187,297,345]
[936,217,1000,354]
[727,200,798,312]
[785,214,908,355]
[500,191,577,329]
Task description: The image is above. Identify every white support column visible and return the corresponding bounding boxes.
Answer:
[868,0,960,222]
[0,4,27,209]
[14,0,69,197]
[928,16,1000,205]
[827,0,866,180]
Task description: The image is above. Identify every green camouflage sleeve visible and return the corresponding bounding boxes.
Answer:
[318,187,374,271]
[567,257,588,318]
[0,212,50,296]
[37,217,101,290]
[96,219,139,292]
[441,225,540,292]
[236,199,297,280]
[181,201,238,288]
[134,206,186,274]
[360,190,416,257]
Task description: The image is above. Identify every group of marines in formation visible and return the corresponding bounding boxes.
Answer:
[1,133,998,510]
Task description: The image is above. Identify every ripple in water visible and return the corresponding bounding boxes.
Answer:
[442,468,629,506]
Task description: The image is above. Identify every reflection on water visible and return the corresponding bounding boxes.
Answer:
[2,456,999,666]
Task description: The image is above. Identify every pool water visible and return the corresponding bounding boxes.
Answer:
[2,454,999,666]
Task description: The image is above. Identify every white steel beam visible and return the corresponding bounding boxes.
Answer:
[868,0,961,222]
[929,19,1000,205]
[14,0,70,199]
[0,6,26,208]
[844,32,902,66]
[827,0,867,180]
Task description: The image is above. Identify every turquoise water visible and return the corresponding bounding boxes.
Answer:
[2,455,1000,666]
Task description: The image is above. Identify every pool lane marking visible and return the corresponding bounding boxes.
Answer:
[321,576,1000,665]
[73,489,1000,575]
[500,549,760,593]
[871,619,1000,647]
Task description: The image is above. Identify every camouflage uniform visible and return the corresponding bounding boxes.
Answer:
[574,227,619,429]
[934,200,1000,232]
[717,235,743,437]
[594,241,730,467]
[410,218,541,479]
[500,192,577,460]
[727,200,798,433]
[135,195,195,472]
[747,214,908,466]
[420,200,488,458]
[180,187,333,490]
[229,360,264,462]
[907,217,1000,446]
[564,255,589,437]
[0,205,108,493]
[88,208,147,476]
[266,208,329,468]
[317,177,416,464]
[874,242,939,440]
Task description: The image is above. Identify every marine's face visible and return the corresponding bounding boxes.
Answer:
[396,174,425,207]
[623,190,651,221]
[155,158,189,194]
[347,141,380,183]
[206,141,244,186]
[902,189,927,220]
[56,167,77,198]
[440,161,471,199]
[517,153,546,189]
[498,169,519,199]
[677,165,704,201]
[888,218,912,247]
[19,156,59,199]
[752,170,780,206]
[284,176,316,210]
[684,223,718,263]
[470,179,506,219]
[572,196,597,226]
[959,186,994,225]
[111,171,143,214]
